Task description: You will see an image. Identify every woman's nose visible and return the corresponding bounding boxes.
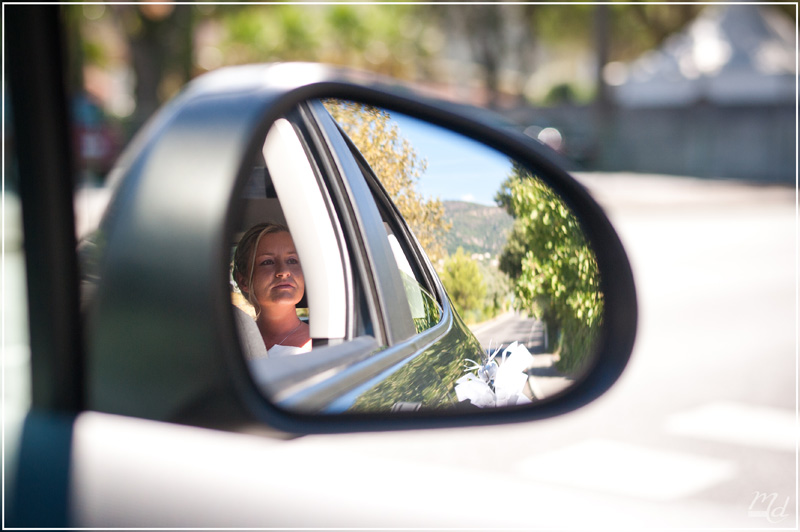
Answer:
[275,262,290,277]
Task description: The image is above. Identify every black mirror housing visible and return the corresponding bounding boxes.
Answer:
[85,63,637,434]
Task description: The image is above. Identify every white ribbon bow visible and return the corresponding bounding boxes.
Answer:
[455,341,534,408]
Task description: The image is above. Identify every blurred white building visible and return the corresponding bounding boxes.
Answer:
[610,4,796,107]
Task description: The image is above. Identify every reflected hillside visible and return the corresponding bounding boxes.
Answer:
[441,201,513,257]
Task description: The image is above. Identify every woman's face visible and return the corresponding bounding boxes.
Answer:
[248,231,305,310]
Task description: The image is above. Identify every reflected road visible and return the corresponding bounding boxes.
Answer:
[471,312,546,354]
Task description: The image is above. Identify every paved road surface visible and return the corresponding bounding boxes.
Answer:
[471,312,546,353]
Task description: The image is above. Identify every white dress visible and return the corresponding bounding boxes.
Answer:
[267,343,312,357]
[233,305,311,360]
[247,341,312,393]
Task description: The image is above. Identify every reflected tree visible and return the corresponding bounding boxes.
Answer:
[440,247,486,321]
[325,100,451,264]
[497,164,603,374]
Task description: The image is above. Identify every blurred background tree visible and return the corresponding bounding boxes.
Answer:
[65,3,795,180]
[67,4,442,136]
[118,5,193,129]
[66,3,731,136]
[210,3,434,77]
[73,4,194,133]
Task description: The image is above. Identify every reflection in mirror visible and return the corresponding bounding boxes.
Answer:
[233,100,602,414]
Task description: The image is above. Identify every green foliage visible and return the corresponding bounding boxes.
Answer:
[544,83,579,106]
[214,4,431,78]
[497,222,526,280]
[440,247,486,320]
[608,4,703,61]
[533,5,595,47]
[556,316,601,374]
[221,6,321,63]
[531,4,703,61]
[477,259,512,320]
[498,166,603,374]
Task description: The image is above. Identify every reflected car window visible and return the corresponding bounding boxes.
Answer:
[387,231,442,334]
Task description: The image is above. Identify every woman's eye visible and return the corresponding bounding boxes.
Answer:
[287,257,299,264]
[260,259,274,266]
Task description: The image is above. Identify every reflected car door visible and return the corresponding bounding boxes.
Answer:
[302,102,485,413]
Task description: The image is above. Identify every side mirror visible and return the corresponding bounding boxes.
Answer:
[83,63,637,433]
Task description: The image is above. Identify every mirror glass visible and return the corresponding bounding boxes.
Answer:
[231,99,603,414]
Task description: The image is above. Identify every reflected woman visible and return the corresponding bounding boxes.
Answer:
[233,223,311,356]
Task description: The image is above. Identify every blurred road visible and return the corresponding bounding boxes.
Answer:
[298,172,796,529]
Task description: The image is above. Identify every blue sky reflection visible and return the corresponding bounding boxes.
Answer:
[392,113,513,207]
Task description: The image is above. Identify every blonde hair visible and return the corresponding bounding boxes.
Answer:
[232,222,290,315]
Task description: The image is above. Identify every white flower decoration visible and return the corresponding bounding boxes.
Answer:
[455,341,534,408]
